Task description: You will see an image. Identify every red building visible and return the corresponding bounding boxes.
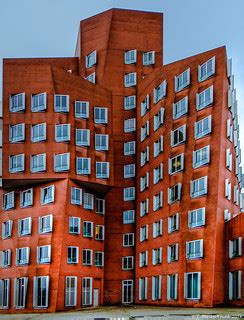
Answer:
[0,8,243,313]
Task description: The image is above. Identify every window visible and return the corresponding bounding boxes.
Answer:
[82,278,92,306]
[227,119,233,142]
[229,238,242,259]
[186,240,203,259]
[75,101,89,118]
[171,125,186,147]
[188,208,205,228]
[124,118,136,132]
[226,149,233,171]
[141,146,149,166]
[154,136,163,157]
[153,220,162,238]
[31,154,46,172]
[168,184,182,204]
[55,124,70,142]
[76,157,91,175]
[2,192,14,210]
[122,256,134,270]
[140,199,149,217]
[190,176,208,198]
[196,86,213,110]
[95,252,104,267]
[140,172,149,192]
[85,72,96,84]
[141,121,149,141]
[154,107,164,131]
[65,277,77,307]
[31,123,46,142]
[14,277,28,309]
[167,244,179,262]
[96,162,109,179]
[139,278,148,300]
[9,154,24,173]
[2,220,13,239]
[76,129,90,147]
[175,68,190,92]
[124,72,137,87]
[20,188,33,208]
[198,56,215,82]
[141,95,150,116]
[194,116,212,139]
[193,145,210,168]
[153,163,163,184]
[168,213,179,233]
[69,217,80,234]
[123,233,134,247]
[84,193,94,210]
[140,225,148,242]
[10,93,25,112]
[154,80,167,103]
[67,247,79,264]
[54,153,70,172]
[124,50,137,64]
[39,215,53,234]
[40,185,54,205]
[16,247,30,265]
[153,191,163,211]
[184,272,201,300]
[94,107,108,124]
[168,154,184,175]
[123,210,135,224]
[139,251,148,267]
[37,245,51,264]
[152,276,162,300]
[86,50,97,68]
[71,187,82,205]
[124,141,136,155]
[83,221,93,238]
[82,249,93,266]
[95,225,104,241]
[229,271,242,300]
[167,274,178,300]
[31,93,47,112]
[143,51,155,65]
[224,179,231,200]
[124,187,135,201]
[0,250,11,268]
[124,164,135,178]
[95,134,109,151]
[124,95,136,110]
[96,198,105,214]
[33,276,49,308]
[9,123,25,143]
[152,248,162,265]
[172,96,188,119]
[0,279,10,309]
[18,217,31,236]
[54,94,69,113]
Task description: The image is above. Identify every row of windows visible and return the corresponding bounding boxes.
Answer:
[0,247,104,268]
[2,186,105,212]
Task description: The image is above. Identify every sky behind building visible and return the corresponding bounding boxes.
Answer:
[0,0,244,159]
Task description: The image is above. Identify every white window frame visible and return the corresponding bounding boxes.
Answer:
[184,272,201,300]
[154,107,164,131]
[229,271,242,300]
[30,153,46,173]
[9,123,25,143]
[31,93,47,112]
[54,94,69,113]
[123,210,135,224]
[193,145,210,168]
[168,183,182,204]
[82,249,93,266]
[168,213,179,234]
[65,276,77,307]
[124,118,136,132]
[2,220,13,239]
[124,141,136,155]
[10,93,25,112]
[153,220,163,238]
[186,239,203,260]
[37,245,51,264]
[198,56,215,82]
[39,214,53,234]
[86,50,97,68]
[153,163,163,184]
[54,153,70,172]
[2,192,15,210]
[20,188,33,208]
[14,277,28,308]
[94,107,108,124]
[171,124,186,147]
[124,50,137,64]
[196,86,214,110]
[40,185,54,205]
[95,134,109,151]
[33,276,49,308]
[143,51,155,66]
[167,274,178,301]
[124,95,136,110]
[18,217,32,236]
[70,187,82,205]
[76,157,91,175]
[188,208,205,228]
[123,187,135,201]
[31,123,46,142]
[154,135,163,157]
[55,124,71,142]
[123,233,134,247]
[83,193,94,210]
[172,96,188,120]
[124,72,137,87]
[76,129,90,147]
[69,217,80,235]
[96,162,109,179]
[75,101,89,118]
[152,276,162,300]
[124,164,135,178]
[67,246,79,264]
[168,154,184,175]
[16,247,30,265]
[9,154,25,173]
[190,176,208,198]
[194,116,212,139]
[122,256,134,270]
[175,68,190,92]
[154,80,167,103]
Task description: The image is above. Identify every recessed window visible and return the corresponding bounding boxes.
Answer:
[0,279,10,308]
[96,162,109,179]
[153,220,162,238]
[186,239,203,259]
[226,149,232,171]
[139,278,148,301]
[86,50,97,68]
[2,192,15,211]
[229,238,242,259]
[124,164,135,178]
[154,107,164,131]
[94,107,108,124]
[140,199,149,217]
[54,94,69,113]
[14,277,28,308]
[188,208,205,228]
[124,141,136,155]
[141,121,149,141]
[124,50,137,64]
[2,220,13,239]
[171,125,186,147]
[139,251,148,267]
[196,86,213,110]
[82,249,93,266]
[143,51,155,66]
[9,154,24,173]
[20,188,33,208]
[173,96,188,120]
[95,198,105,214]
[16,247,30,265]
[84,193,94,210]
[37,245,51,264]
[141,95,150,117]
[175,68,190,92]
[85,72,96,83]
[83,221,93,238]
[124,118,136,132]
[31,93,47,112]
[76,129,90,147]
[140,225,148,242]
[140,172,149,192]
[9,123,25,143]
[168,213,179,233]
[198,57,215,82]
[184,272,201,300]
[123,233,134,247]
[40,185,54,205]
[154,80,166,103]
[18,217,31,236]
[69,217,80,234]
[227,119,233,142]
[70,187,82,205]
[193,145,210,168]
[95,134,109,151]
[95,225,104,241]
[75,101,89,118]
[225,179,231,200]
[167,274,178,300]
[65,276,77,307]
[123,187,135,201]
[152,248,162,265]
[168,184,181,204]
[82,278,93,306]
[31,123,46,142]
[229,271,242,300]
[234,185,239,205]
[167,244,179,263]
[124,72,137,87]
[152,276,162,300]
[31,153,46,173]
[153,191,163,211]
[153,163,163,184]
[124,95,136,110]
[1,250,11,268]
[10,93,25,112]
[122,256,134,270]
[168,154,184,175]
[95,252,104,267]
[39,215,53,234]
[141,146,150,166]
[154,136,163,157]
[190,176,207,198]
[76,157,91,175]
[54,153,70,172]
[123,210,135,224]
[55,124,71,142]
[33,276,49,308]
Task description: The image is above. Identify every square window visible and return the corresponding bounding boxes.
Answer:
[173,96,188,120]
[31,123,46,142]
[143,51,155,66]
[124,50,137,64]
[75,101,89,118]
[54,153,70,172]
[76,129,90,147]
[94,107,108,124]
[55,124,70,142]
[124,73,137,87]
[76,157,91,175]
[31,93,47,112]
[10,93,25,112]
[175,68,190,92]
[54,94,69,113]
[31,154,46,173]
[9,123,25,143]
[9,154,24,173]
[198,57,215,82]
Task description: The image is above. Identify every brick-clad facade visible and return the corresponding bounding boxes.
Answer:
[0,8,243,313]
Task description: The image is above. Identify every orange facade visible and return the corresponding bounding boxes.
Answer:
[0,8,243,313]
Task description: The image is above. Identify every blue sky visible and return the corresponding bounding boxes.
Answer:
[0,0,244,159]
